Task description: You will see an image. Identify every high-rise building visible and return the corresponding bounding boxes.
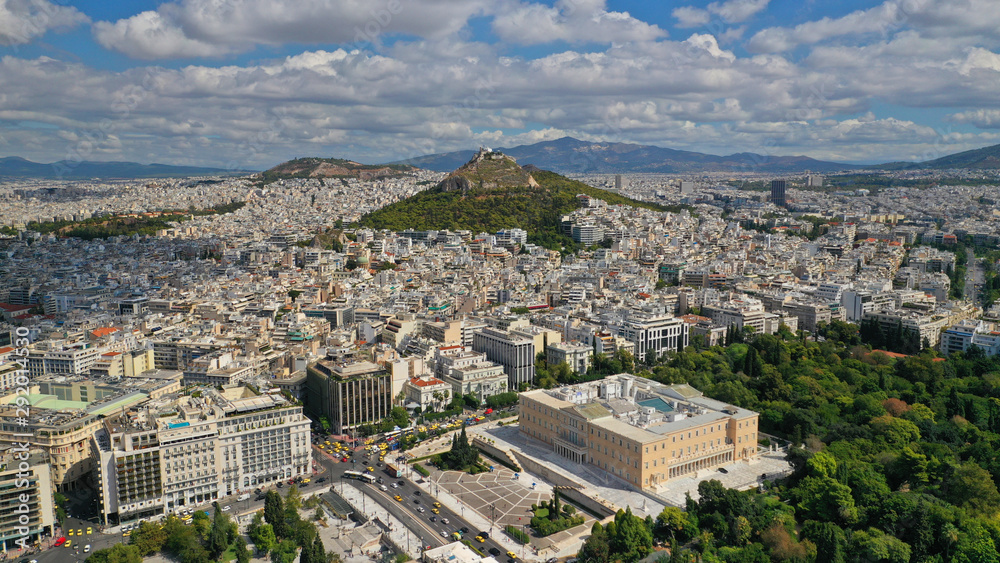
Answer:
[770,179,787,207]
[614,174,623,190]
[306,359,391,434]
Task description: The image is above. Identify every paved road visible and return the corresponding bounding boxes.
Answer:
[323,449,516,562]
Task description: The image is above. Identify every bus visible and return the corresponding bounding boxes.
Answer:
[383,426,414,441]
[342,470,376,484]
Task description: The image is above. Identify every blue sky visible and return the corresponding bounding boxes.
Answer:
[1,0,999,168]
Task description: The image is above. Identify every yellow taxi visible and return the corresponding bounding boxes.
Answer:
[87,527,93,535]
[431,508,440,514]
[367,466,375,472]
[507,552,517,560]
[324,441,331,445]
[475,536,485,543]
[394,495,403,502]
[68,529,74,537]
[301,478,311,484]
[65,540,72,548]
[433,502,441,508]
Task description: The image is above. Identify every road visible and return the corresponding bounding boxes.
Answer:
[320,447,517,562]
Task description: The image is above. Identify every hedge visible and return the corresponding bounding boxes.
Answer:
[414,464,430,477]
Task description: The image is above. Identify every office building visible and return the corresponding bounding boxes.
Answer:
[770,180,786,207]
[546,341,592,374]
[613,313,688,363]
[472,327,535,388]
[307,359,392,434]
[519,374,759,490]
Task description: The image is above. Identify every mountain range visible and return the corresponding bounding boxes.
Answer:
[395,136,860,174]
[0,157,244,179]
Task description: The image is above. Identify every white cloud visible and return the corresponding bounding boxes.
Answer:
[0,0,88,46]
[491,0,665,45]
[949,109,1000,129]
[673,0,769,28]
[93,11,233,59]
[684,34,736,62]
[94,0,490,59]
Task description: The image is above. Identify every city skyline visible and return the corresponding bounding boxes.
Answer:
[0,0,999,168]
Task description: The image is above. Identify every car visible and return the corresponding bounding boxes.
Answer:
[64,540,71,549]
[440,531,448,538]
[87,527,92,534]
[414,491,421,496]
[68,529,74,536]
[430,516,437,522]
[718,468,729,474]
[459,527,469,534]
[276,482,283,488]
[475,536,485,543]
[441,518,449,525]
[367,467,374,472]
[394,495,403,502]
[432,502,441,508]
[479,532,489,539]
[377,461,383,466]
[489,548,502,557]
[397,480,405,486]
[54,537,66,547]
[391,483,399,488]
[84,545,91,553]
[413,499,420,504]
[301,478,311,484]
[317,477,327,483]
[380,485,388,491]
[507,552,518,559]
[431,508,439,514]
[221,506,232,512]
[416,506,425,512]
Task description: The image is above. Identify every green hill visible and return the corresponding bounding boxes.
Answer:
[880,143,1000,170]
[360,151,686,249]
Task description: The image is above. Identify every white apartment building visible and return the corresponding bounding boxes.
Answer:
[546,341,592,374]
[940,320,1000,356]
[26,344,102,377]
[93,390,312,525]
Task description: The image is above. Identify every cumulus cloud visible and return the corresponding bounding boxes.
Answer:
[748,0,1000,54]
[673,0,769,28]
[491,0,665,45]
[94,0,490,59]
[0,0,88,45]
[949,109,1000,129]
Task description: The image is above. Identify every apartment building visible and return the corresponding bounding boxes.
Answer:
[519,374,759,490]
[26,344,102,377]
[93,390,311,525]
[546,341,592,374]
[940,320,1000,356]
[472,327,535,388]
[0,449,56,551]
[0,410,102,491]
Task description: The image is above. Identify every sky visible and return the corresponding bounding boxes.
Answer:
[1,0,1000,170]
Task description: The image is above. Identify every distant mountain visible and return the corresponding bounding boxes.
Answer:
[0,156,245,179]
[361,149,678,241]
[396,137,859,174]
[879,143,1000,170]
[261,157,416,183]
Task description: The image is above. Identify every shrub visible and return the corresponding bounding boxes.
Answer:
[414,464,430,477]
[505,525,531,545]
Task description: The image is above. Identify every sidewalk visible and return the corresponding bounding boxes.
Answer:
[338,482,425,560]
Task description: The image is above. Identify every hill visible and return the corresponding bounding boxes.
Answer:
[260,157,416,184]
[0,156,244,179]
[361,150,684,249]
[395,136,859,174]
[879,143,1000,170]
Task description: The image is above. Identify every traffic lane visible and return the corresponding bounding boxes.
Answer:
[361,483,443,549]
[385,476,510,559]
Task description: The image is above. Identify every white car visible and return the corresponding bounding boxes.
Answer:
[84,545,91,553]
[221,506,232,512]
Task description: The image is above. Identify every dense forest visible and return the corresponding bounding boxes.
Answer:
[359,170,692,252]
[574,324,1000,563]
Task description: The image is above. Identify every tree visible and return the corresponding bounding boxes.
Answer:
[286,484,302,511]
[578,522,610,563]
[264,490,287,538]
[945,462,1000,517]
[208,502,231,560]
[655,506,691,543]
[86,543,143,563]
[234,536,252,563]
[607,507,652,563]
